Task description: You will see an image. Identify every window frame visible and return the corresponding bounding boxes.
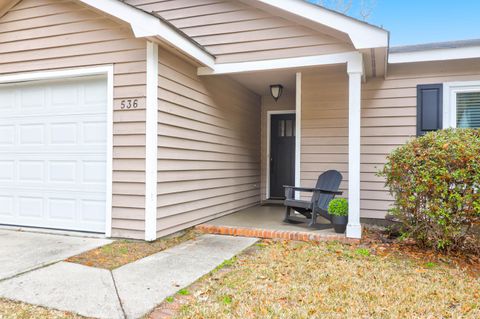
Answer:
[443,81,480,129]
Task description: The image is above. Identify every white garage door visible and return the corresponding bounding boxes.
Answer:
[0,76,108,233]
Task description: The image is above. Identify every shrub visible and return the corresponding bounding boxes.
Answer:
[380,128,480,253]
[328,198,348,216]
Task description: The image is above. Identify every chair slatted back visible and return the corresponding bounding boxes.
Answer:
[312,170,343,218]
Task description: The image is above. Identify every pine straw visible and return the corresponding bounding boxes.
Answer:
[66,229,198,270]
[172,240,480,319]
[0,298,85,319]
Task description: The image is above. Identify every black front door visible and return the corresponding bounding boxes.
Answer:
[270,114,296,199]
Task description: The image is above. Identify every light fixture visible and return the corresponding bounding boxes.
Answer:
[270,84,284,102]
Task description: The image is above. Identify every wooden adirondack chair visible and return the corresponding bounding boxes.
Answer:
[283,170,343,229]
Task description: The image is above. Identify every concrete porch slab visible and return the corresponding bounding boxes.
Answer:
[0,229,111,281]
[113,234,258,319]
[197,205,355,242]
[0,262,124,319]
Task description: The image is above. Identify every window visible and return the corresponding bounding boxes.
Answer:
[444,82,480,129]
[277,119,295,137]
[456,92,480,128]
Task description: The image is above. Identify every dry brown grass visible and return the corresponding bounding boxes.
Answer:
[66,229,198,270]
[0,298,85,319]
[171,240,480,319]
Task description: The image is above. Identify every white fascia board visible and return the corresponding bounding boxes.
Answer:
[251,0,388,49]
[77,0,215,68]
[389,46,480,64]
[198,52,363,75]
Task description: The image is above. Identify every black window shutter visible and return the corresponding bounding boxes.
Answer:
[417,84,443,136]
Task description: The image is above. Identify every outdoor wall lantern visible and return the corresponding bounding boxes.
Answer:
[270,84,284,102]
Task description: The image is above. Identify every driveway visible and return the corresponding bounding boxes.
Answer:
[0,229,111,281]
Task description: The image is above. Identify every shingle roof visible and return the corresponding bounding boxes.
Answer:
[390,39,480,53]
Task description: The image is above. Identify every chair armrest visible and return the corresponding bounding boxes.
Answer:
[283,186,343,200]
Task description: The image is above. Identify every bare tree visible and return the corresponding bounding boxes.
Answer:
[359,0,376,21]
[311,0,377,21]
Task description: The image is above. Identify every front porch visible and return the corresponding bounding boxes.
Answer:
[196,205,358,243]
[213,54,364,240]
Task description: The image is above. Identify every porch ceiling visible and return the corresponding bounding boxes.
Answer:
[228,64,347,96]
[230,69,296,96]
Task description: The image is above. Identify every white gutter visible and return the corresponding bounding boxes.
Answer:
[389,45,480,64]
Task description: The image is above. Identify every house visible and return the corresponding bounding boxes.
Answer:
[0,0,479,241]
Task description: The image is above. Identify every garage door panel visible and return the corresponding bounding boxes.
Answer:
[0,115,107,148]
[0,76,108,233]
[0,156,106,191]
[0,188,106,232]
[0,195,14,217]
[0,125,14,145]
[0,161,14,181]
[19,160,44,182]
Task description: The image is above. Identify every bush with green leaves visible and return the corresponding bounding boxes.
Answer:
[380,128,480,253]
[328,198,348,216]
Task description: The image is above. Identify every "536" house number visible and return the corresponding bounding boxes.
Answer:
[120,99,139,109]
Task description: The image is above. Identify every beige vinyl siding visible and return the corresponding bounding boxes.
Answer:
[300,67,349,202]
[156,47,261,237]
[0,0,147,239]
[260,93,296,200]
[361,59,480,219]
[126,0,354,63]
[300,60,480,220]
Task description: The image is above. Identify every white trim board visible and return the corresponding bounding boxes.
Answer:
[77,0,214,68]
[265,110,296,200]
[0,66,114,238]
[199,52,363,76]
[443,80,480,129]
[389,46,480,64]
[145,42,159,241]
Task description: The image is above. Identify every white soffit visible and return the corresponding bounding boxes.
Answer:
[243,0,389,49]
[77,0,215,68]
[389,46,480,64]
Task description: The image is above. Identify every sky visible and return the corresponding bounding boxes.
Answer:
[308,0,480,46]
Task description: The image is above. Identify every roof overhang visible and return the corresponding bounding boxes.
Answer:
[389,45,480,64]
[77,0,215,68]
[242,0,389,49]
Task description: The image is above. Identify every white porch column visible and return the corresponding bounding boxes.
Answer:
[145,41,159,241]
[346,59,363,239]
[295,72,302,200]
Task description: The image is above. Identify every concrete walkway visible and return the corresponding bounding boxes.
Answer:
[0,234,258,319]
[0,229,111,281]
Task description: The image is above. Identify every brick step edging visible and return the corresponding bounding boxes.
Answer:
[196,224,360,244]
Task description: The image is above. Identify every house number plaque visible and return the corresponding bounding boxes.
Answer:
[120,99,139,109]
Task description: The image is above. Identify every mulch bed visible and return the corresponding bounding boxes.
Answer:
[66,229,199,270]
[360,227,480,277]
